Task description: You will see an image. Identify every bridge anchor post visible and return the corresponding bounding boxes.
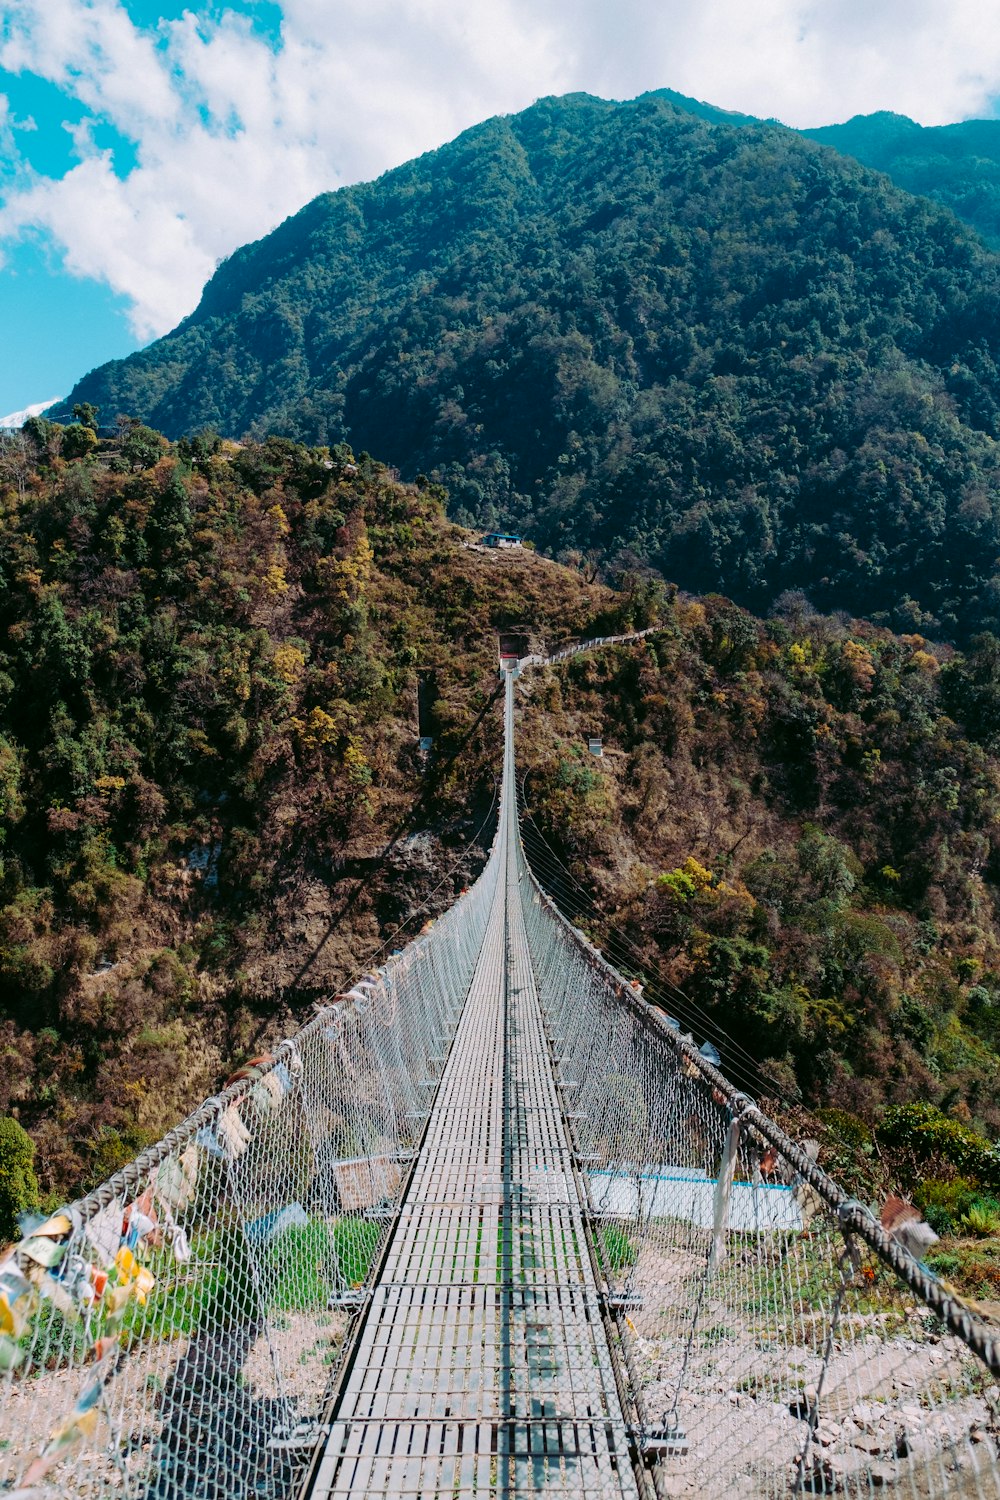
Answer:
[634,1423,689,1459]
[328,1288,370,1312]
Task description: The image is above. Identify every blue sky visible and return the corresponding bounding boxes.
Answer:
[2,0,1000,423]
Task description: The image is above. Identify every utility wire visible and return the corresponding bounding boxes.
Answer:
[513,632,784,1096]
[517,820,775,1095]
[518,832,777,1102]
[291,678,505,988]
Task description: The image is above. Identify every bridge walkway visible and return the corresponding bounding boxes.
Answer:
[305,671,639,1498]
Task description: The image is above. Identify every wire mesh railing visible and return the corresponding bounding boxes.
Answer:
[520,869,1000,1496]
[518,625,664,671]
[0,849,500,1499]
[512,649,1000,1499]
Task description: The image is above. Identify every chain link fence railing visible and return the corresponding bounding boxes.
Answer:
[518,626,664,671]
[519,854,1000,1499]
[0,849,501,1499]
[515,632,1000,1498]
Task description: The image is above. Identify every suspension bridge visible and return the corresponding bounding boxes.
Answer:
[2,637,999,1499]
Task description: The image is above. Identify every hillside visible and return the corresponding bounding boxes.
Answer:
[516,605,1000,1258]
[520,605,1000,1119]
[4,418,1000,1229]
[0,420,630,1198]
[54,92,1000,641]
[640,92,1000,251]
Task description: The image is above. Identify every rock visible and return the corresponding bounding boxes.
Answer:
[851,1402,877,1431]
[870,1460,897,1487]
[820,1448,874,1491]
[850,1429,893,1455]
[900,1430,941,1464]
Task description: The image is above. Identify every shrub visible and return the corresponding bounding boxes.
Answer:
[658,856,716,901]
[961,1203,1000,1238]
[879,1103,1000,1190]
[62,424,98,461]
[815,1107,873,1151]
[0,1117,39,1242]
[925,1242,1000,1297]
[915,1176,980,1235]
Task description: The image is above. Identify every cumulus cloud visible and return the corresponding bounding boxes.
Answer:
[0,0,998,340]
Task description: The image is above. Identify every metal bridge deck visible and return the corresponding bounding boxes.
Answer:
[307,674,639,1498]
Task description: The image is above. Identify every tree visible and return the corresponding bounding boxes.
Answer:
[942,634,1000,751]
[22,415,63,463]
[0,432,32,500]
[62,423,98,460]
[0,1117,39,1243]
[120,423,165,471]
[72,402,100,432]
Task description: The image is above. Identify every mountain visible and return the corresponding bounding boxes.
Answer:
[638,93,1000,250]
[54,91,1000,640]
[801,111,1000,250]
[642,94,1000,251]
[638,87,765,128]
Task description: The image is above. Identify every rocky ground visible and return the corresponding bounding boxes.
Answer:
[624,1243,1000,1496]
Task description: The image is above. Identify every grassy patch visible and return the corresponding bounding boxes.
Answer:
[599,1224,638,1273]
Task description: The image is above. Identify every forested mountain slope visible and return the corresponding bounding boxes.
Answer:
[55,92,1000,641]
[642,91,1000,250]
[0,422,628,1197]
[4,419,1000,1235]
[520,605,1000,1128]
[518,605,1000,1265]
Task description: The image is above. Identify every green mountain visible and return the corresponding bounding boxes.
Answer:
[801,111,1000,250]
[55,91,1000,640]
[633,93,1000,249]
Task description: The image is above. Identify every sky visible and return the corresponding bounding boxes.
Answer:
[2,0,1000,421]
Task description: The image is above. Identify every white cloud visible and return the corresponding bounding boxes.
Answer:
[0,0,999,342]
[0,152,217,336]
[0,0,178,132]
[0,93,22,175]
[505,0,1000,128]
[0,397,62,428]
